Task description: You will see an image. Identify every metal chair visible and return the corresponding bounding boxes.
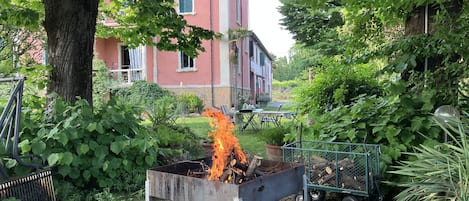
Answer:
[220,105,234,122]
[260,104,283,128]
[0,77,55,201]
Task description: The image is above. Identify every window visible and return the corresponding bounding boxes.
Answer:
[179,51,195,70]
[236,0,241,23]
[179,0,193,14]
[120,45,130,69]
[259,52,265,66]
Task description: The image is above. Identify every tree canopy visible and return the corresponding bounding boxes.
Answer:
[0,0,217,103]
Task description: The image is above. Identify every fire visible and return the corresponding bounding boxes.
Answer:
[203,109,247,181]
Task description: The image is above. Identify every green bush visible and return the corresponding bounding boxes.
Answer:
[113,80,174,109]
[294,61,382,115]
[13,96,201,200]
[177,93,204,114]
[302,82,444,196]
[92,58,118,109]
[256,126,292,146]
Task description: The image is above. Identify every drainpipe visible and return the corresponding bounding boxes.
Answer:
[240,0,244,104]
[210,0,215,107]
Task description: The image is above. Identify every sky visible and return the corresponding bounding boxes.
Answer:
[249,0,295,58]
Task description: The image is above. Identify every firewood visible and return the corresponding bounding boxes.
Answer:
[317,173,335,185]
[246,156,262,177]
[311,155,328,163]
[325,166,333,175]
[312,161,330,169]
[340,173,364,190]
[338,158,354,170]
[219,169,233,182]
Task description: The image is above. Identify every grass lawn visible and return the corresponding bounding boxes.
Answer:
[176,116,267,158]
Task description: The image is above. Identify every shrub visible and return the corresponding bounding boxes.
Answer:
[294,61,381,115]
[92,58,118,109]
[390,113,469,200]
[177,93,204,114]
[113,80,174,109]
[14,96,201,200]
[256,126,292,146]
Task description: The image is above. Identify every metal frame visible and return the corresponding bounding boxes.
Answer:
[282,140,382,199]
[0,77,44,181]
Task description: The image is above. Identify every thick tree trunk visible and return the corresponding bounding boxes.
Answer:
[44,0,98,104]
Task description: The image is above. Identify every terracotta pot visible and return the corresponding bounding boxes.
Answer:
[265,144,283,161]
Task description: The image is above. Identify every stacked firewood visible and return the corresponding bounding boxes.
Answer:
[308,155,366,191]
[186,155,264,184]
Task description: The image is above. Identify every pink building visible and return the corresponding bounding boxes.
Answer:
[95,0,273,109]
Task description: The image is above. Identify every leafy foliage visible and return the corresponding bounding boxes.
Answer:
[390,113,469,201]
[177,93,204,114]
[279,0,344,47]
[92,58,119,109]
[12,95,201,200]
[113,80,174,108]
[294,58,381,115]
[97,0,217,57]
[256,126,292,146]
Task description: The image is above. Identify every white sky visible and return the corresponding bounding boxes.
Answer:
[249,0,295,58]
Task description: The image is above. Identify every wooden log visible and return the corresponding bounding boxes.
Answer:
[219,169,232,182]
[338,158,354,170]
[311,155,328,163]
[246,156,262,177]
[340,173,364,190]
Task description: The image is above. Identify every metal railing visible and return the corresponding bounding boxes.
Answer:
[109,68,143,84]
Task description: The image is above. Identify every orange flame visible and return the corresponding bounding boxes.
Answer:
[203,109,247,181]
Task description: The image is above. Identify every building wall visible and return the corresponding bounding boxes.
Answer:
[94,0,258,109]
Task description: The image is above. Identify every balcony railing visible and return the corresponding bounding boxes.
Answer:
[110,68,143,84]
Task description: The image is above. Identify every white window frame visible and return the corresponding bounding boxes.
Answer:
[178,0,195,15]
[178,51,196,72]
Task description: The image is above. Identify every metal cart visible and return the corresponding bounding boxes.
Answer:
[282,141,383,201]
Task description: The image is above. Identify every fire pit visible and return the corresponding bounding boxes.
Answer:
[146,157,304,201]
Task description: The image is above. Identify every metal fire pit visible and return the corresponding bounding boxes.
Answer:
[146,157,304,201]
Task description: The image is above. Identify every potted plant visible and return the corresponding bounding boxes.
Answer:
[256,126,291,161]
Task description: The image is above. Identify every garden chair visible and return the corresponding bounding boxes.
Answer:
[0,77,56,201]
[260,104,283,128]
[220,105,234,122]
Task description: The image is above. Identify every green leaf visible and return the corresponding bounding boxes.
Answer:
[145,155,155,166]
[110,141,123,154]
[47,153,60,166]
[77,144,90,155]
[86,122,97,132]
[102,160,109,171]
[61,152,74,165]
[58,133,69,146]
[19,139,31,154]
[96,123,105,134]
[31,141,46,154]
[83,170,91,181]
[58,165,71,177]
[5,158,17,168]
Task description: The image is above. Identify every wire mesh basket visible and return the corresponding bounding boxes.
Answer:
[0,170,55,201]
[282,141,380,197]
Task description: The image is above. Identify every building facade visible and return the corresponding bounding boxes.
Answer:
[94,0,272,109]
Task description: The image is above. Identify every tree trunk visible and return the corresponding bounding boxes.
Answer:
[44,0,98,104]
